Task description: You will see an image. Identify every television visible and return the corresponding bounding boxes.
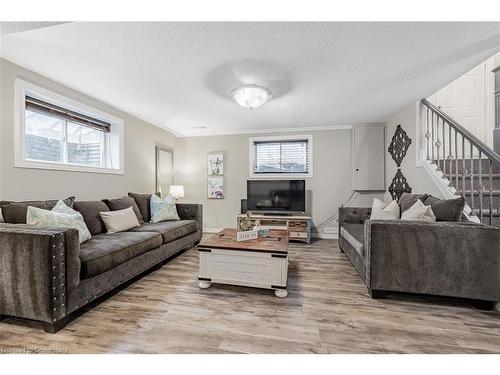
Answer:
[246,180,306,215]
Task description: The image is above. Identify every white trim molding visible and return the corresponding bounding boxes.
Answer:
[14,78,124,175]
[203,227,225,234]
[176,124,352,138]
[248,134,314,179]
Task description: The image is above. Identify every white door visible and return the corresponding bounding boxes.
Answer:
[428,57,495,148]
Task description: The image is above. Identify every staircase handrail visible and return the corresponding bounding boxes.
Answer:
[421,98,500,166]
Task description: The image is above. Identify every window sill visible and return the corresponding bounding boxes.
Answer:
[15,159,124,175]
[249,172,313,179]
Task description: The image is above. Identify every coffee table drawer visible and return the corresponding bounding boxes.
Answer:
[289,231,308,239]
[199,249,288,289]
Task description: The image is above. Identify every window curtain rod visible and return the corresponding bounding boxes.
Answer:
[25,96,111,133]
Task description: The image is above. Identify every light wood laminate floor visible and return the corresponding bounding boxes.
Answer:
[1,236,500,354]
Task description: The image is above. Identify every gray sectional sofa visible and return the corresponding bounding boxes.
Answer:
[0,193,202,333]
[338,197,500,310]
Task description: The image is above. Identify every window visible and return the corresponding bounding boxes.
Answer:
[249,135,313,178]
[15,80,124,174]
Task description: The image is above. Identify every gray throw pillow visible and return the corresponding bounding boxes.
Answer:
[423,195,465,222]
[1,196,75,224]
[102,196,144,223]
[73,200,110,235]
[399,193,428,214]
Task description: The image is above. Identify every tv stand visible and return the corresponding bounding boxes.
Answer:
[236,213,312,244]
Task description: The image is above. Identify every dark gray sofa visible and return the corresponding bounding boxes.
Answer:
[0,195,202,333]
[338,206,500,309]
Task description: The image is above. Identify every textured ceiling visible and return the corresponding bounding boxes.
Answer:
[2,22,500,136]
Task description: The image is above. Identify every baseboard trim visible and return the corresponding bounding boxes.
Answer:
[311,232,338,240]
[203,227,225,233]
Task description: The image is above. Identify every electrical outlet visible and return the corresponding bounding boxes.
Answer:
[324,228,336,234]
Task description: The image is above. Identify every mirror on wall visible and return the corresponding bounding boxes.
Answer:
[156,146,174,197]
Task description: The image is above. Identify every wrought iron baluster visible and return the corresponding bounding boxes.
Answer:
[448,124,453,180]
[478,151,483,221]
[436,116,441,170]
[431,112,435,162]
[442,118,446,176]
[425,107,430,161]
[462,136,466,200]
[470,143,474,215]
[455,129,459,189]
[489,160,493,226]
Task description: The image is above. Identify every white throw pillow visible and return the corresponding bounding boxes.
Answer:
[100,207,140,234]
[401,199,436,222]
[27,202,92,244]
[150,194,180,223]
[0,207,4,222]
[369,199,400,220]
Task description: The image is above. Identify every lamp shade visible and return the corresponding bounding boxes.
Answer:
[169,185,185,199]
[231,85,272,109]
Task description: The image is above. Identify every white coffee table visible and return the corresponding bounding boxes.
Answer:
[197,228,289,297]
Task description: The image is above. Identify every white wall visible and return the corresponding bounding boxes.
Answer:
[174,129,383,236]
[385,103,442,201]
[0,58,176,201]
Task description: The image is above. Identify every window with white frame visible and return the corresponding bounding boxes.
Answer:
[15,80,124,174]
[249,135,313,178]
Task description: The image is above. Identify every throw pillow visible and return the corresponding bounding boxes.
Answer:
[150,194,180,223]
[1,196,75,224]
[100,207,140,233]
[401,199,436,222]
[102,196,144,223]
[369,199,400,220]
[73,200,110,236]
[26,202,92,244]
[399,193,429,214]
[0,207,3,222]
[423,195,465,222]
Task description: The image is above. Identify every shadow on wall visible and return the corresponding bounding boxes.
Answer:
[206,59,294,102]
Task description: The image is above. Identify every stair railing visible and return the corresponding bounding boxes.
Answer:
[420,98,500,226]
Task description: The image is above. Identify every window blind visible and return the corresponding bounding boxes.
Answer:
[252,140,309,174]
[25,96,111,133]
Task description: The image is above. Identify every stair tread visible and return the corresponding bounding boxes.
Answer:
[457,190,500,195]
[447,174,500,178]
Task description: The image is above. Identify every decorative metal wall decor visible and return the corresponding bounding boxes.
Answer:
[388,124,412,168]
[388,169,412,201]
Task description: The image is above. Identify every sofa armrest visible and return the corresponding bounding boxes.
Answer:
[364,220,500,301]
[338,207,371,225]
[0,224,80,323]
[176,204,203,231]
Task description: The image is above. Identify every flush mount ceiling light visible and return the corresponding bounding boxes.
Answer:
[231,85,272,109]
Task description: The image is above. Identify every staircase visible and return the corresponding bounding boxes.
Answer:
[421,99,500,227]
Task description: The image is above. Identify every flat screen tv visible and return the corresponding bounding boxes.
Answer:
[247,180,306,215]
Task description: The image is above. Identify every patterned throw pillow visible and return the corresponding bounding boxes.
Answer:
[27,200,92,244]
[150,194,179,223]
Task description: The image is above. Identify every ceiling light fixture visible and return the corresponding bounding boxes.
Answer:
[231,85,272,109]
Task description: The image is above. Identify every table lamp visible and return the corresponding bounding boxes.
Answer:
[169,185,185,201]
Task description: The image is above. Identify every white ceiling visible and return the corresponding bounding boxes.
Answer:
[2,22,500,136]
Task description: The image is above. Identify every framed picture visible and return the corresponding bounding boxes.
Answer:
[208,177,224,199]
[208,152,224,176]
